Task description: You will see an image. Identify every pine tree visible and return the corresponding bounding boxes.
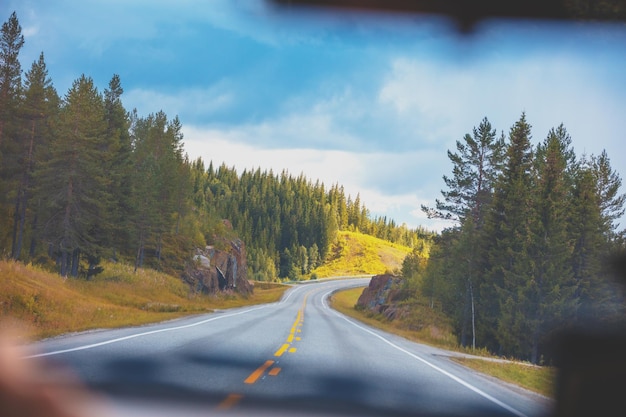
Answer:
[128,111,186,271]
[422,117,505,226]
[0,12,23,150]
[103,74,133,259]
[11,53,58,260]
[422,117,505,349]
[35,75,110,277]
[0,12,24,250]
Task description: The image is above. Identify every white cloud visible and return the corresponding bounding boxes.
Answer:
[378,54,626,156]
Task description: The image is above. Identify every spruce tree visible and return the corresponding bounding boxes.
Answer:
[525,126,577,363]
[591,150,625,242]
[480,113,535,358]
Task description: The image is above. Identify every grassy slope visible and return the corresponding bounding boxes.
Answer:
[0,260,287,340]
[312,230,412,277]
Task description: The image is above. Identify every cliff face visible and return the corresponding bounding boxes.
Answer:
[356,274,407,321]
[184,231,253,296]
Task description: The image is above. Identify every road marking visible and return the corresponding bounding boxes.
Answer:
[26,304,271,359]
[217,393,243,409]
[244,360,274,384]
[274,343,290,357]
[269,367,281,376]
[289,347,297,353]
[329,308,529,417]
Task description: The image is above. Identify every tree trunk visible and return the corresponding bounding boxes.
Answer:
[29,210,38,258]
[11,190,21,259]
[71,248,80,277]
[134,231,145,273]
[60,250,68,277]
[470,279,476,350]
[12,120,37,260]
[156,233,162,262]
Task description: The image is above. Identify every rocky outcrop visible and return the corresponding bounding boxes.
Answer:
[183,226,253,296]
[356,274,407,320]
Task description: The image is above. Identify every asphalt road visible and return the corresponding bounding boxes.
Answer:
[27,278,552,417]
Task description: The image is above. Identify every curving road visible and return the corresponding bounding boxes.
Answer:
[28,278,552,416]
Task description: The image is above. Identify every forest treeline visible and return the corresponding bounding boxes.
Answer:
[199,163,433,281]
[405,115,626,364]
[0,12,430,280]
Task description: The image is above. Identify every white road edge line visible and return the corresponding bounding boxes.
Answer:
[25,304,271,359]
[325,292,528,417]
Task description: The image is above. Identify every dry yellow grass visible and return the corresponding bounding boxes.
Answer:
[451,357,556,397]
[330,287,457,348]
[0,260,288,340]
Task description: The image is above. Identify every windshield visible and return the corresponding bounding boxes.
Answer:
[1,1,625,417]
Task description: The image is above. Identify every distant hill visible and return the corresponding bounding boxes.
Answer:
[312,231,413,278]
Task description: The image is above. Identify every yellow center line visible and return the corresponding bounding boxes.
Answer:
[217,393,243,410]
[245,292,311,389]
[244,359,275,384]
[268,367,281,376]
[282,297,307,348]
[274,343,290,357]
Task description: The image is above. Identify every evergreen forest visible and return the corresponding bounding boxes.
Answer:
[413,115,626,363]
[0,12,429,281]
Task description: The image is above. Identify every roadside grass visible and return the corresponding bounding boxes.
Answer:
[0,260,288,340]
[451,357,556,398]
[312,231,412,278]
[330,287,556,398]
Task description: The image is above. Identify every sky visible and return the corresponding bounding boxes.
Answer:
[4,0,626,232]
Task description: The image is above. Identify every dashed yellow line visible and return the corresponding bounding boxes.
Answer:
[217,393,243,409]
[268,367,281,376]
[244,360,275,384]
[274,343,290,357]
[218,292,312,410]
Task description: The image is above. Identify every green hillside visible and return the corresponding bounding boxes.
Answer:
[312,231,413,278]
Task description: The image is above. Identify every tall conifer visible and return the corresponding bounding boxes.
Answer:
[36,75,109,276]
[0,12,24,249]
[480,113,535,357]
[11,53,58,260]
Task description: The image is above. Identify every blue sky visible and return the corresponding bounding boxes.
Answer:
[5,1,626,231]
